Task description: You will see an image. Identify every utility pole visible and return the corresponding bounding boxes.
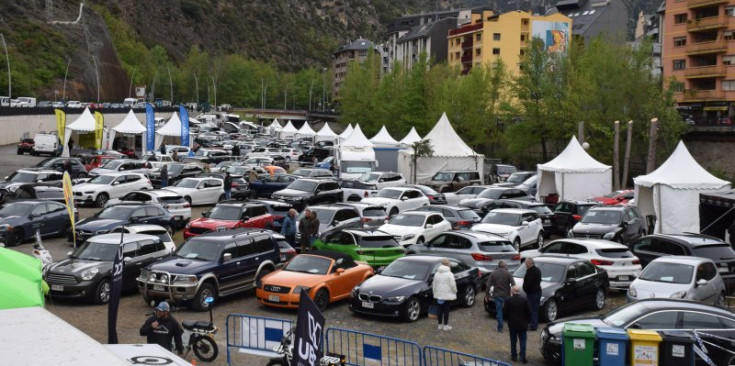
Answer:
[622,120,633,187]
[646,118,658,173]
[0,34,10,99]
[193,72,199,107]
[62,58,71,103]
[128,66,137,98]
[577,121,584,143]
[309,80,314,111]
[322,67,327,111]
[613,120,620,190]
[211,75,217,109]
[166,67,173,102]
[91,56,100,103]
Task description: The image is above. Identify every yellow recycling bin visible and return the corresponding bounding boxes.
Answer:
[627,329,662,366]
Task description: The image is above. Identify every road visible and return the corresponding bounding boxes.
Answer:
[1,144,628,366]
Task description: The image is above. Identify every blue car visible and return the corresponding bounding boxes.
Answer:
[0,200,73,246]
[249,174,298,198]
[71,203,181,244]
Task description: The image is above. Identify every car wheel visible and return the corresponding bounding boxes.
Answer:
[543,298,558,322]
[76,172,87,179]
[402,297,421,322]
[93,279,111,305]
[715,292,726,308]
[536,233,544,249]
[416,237,424,245]
[389,207,398,217]
[95,193,109,207]
[593,288,606,310]
[218,194,225,202]
[191,282,216,312]
[184,196,192,205]
[513,238,521,251]
[314,288,329,311]
[10,228,24,247]
[462,286,476,307]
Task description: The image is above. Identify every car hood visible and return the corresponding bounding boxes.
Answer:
[0,182,23,190]
[572,222,618,235]
[361,197,396,207]
[472,223,518,234]
[189,218,239,229]
[357,274,424,297]
[377,224,420,236]
[546,317,607,337]
[261,270,328,288]
[273,189,310,198]
[630,279,690,299]
[0,215,23,225]
[49,258,112,275]
[73,183,108,192]
[76,218,127,231]
[148,257,214,273]
[458,198,490,208]
[162,187,194,195]
[89,168,115,175]
[514,278,562,302]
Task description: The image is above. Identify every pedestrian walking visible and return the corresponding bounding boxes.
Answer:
[432,259,457,331]
[487,260,515,333]
[523,258,542,331]
[503,285,531,364]
[223,172,233,200]
[160,164,169,188]
[298,209,312,253]
[281,208,297,247]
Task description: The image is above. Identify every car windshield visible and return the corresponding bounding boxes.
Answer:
[207,206,242,220]
[6,172,37,183]
[578,205,595,217]
[478,241,516,252]
[35,158,55,167]
[581,210,621,224]
[175,238,224,261]
[638,261,693,284]
[458,209,481,220]
[360,236,401,248]
[176,179,200,188]
[284,255,332,275]
[97,206,135,219]
[481,212,521,226]
[0,203,33,216]
[456,186,478,195]
[431,172,453,181]
[358,173,381,183]
[381,259,431,280]
[416,185,439,195]
[167,164,185,175]
[287,180,318,192]
[140,230,172,243]
[530,205,553,215]
[376,189,402,199]
[506,173,529,184]
[693,244,735,260]
[71,241,118,261]
[100,160,122,169]
[88,175,116,185]
[477,189,504,199]
[514,262,565,282]
[388,214,424,227]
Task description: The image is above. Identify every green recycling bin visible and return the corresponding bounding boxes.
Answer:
[562,323,596,366]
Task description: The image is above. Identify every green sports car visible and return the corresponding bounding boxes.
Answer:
[313,229,406,267]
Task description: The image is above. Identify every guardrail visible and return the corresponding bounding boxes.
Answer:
[326,327,422,366]
[225,313,293,364]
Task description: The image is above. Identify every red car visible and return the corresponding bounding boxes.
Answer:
[591,189,634,206]
[184,202,276,238]
[79,154,120,171]
[17,138,34,155]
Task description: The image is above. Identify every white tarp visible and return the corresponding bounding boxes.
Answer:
[397,113,484,183]
[316,123,338,142]
[62,107,97,157]
[370,125,399,147]
[536,136,612,202]
[279,120,298,140]
[266,119,282,135]
[297,122,316,137]
[399,127,422,146]
[634,141,730,234]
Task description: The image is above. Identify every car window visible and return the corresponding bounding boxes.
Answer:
[342,209,359,220]
[576,262,596,277]
[542,242,565,253]
[236,238,256,257]
[46,202,65,213]
[31,204,48,216]
[634,311,678,329]
[448,235,472,250]
[338,232,355,245]
[122,242,138,258]
[554,203,569,213]
[442,209,456,218]
[448,260,469,274]
[632,238,651,252]
[146,207,164,216]
[138,239,164,255]
[429,234,448,248]
[126,175,141,183]
[324,231,341,243]
[681,312,724,329]
[251,206,267,216]
[252,235,273,254]
[132,208,147,218]
[624,209,636,222]
[566,265,576,280]
[696,263,717,281]
[566,243,588,255]
[222,243,238,258]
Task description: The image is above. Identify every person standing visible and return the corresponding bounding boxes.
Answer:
[160,143,166,155]
[281,208,297,247]
[223,172,233,200]
[160,164,169,188]
[523,258,542,331]
[232,144,240,158]
[249,168,259,183]
[487,260,515,333]
[307,209,320,249]
[140,301,184,354]
[503,285,531,363]
[298,209,312,253]
[432,259,457,331]
[171,149,178,162]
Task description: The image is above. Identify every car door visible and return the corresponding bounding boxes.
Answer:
[145,206,170,228]
[130,239,167,291]
[448,260,474,305]
[691,262,718,303]
[516,213,533,244]
[553,202,572,233]
[216,241,251,291]
[422,233,448,255]
[28,203,50,235]
[121,241,142,291]
[330,257,363,299]
[520,212,541,244]
[573,261,601,307]
[556,263,584,314]
[679,311,735,364]
[425,214,448,241]
[319,231,350,252]
[44,202,69,235]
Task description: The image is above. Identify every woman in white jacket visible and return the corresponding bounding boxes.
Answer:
[432,259,457,330]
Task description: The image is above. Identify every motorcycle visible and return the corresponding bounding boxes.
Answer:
[266,327,343,366]
[31,231,53,270]
[146,297,219,362]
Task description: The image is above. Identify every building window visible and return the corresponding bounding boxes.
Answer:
[674,37,687,47]
[521,34,526,41]
[520,49,525,56]
[673,59,686,70]
[476,34,482,41]
[725,31,735,40]
[723,80,735,90]
[493,48,500,55]
[674,14,687,24]
[476,48,482,56]
[724,55,735,64]
[670,81,685,92]
[726,6,735,16]
[493,33,500,41]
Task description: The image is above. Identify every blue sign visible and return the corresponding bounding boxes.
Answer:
[145,104,155,151]
[180,106,189,147]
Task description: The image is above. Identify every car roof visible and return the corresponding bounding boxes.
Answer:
[195,227,270,240]
[94,171,142,177]
[533,255,584,265]
[218,202,266,208]
[16,169,59,174]
[119,224,170,233]
[588,206,626,212]
[394,255,454,264]
[549,238,630,249]
[624,298,735,318]
[381,186,416,192]
[87,233,160,244]
[560,200,599,205]
[343,229,395,237]
[498,199,545,207]
[396,211,434,217]
[650,256,713,265]
[335,202,383,209]
[6,200,49,206]
[435,170,478,173]
[489,208,535,214]
[251,199,291,207]
[146,190,183,198]
[451,229,510,241]
[297,178,326,183]
[646,233,726,246]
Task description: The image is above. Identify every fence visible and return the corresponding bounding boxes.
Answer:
[422,346,512,366]
[325,327,422,366]
[225,313,293,364]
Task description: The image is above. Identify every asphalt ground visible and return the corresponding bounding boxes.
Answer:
[1,144,628,366]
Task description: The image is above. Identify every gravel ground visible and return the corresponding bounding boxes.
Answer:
[1,144,629,366]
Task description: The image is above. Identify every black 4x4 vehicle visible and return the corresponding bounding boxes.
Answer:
[297,147,333,167]
[137,228,282,311]
[271,178,343,211]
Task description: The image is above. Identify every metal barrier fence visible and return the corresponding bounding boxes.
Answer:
[225,313,293,365]
[422,346,512,366]
[325,327,422,366]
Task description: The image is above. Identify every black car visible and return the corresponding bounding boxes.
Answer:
[0,200,73,246]
[483,199,555,236]
[0,184,65,206]
[459,187,534,213]
[297,147,333,166]
[271,179,343,210]
[551,200,598,236]
[72,203,181,244]
[569,205,647,244]
[149,163,203,188]
[249,174,298,198]
[630,233,735,292]
[250,199,294,233]
[349,256,481,322]
[198,172,250,200]
[414,205,481,230]
[45,233,172,304]
[1,169,64,191]
[292,168,334,179]
[540,299,735,364]
[32,157,88,178]
[405,184,447,205]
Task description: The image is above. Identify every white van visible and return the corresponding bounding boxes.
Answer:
[123,97,137,108]
[0,96,9,107]
[15,97,36,107]
[33,133,61,156]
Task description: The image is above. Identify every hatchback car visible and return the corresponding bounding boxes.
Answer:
[335,202,388,229]
[184,202,276,238]
[291,168,334,179]
[459,187,534,214]
[551,200,599,235]
[148,163,203,188]
[361,187,430,217]
[355,172,406,189]
[425,171,482,193]
[73,173,153,207]
[569,205,647,244]
[491,171,536,188]
[72,204,180,243]
[479,199,554,235]
[271,179,343,210]
[197,172,249,200]
[105,190,191,224]
[472,208,544,250]
[295,205,363,238]
[163,177,225,206]
[414,205,482,230]
[314,229,405,267]
[377,211,452,247]
[404,184,447,205]
[0,200,73,246]
[444,185,493,206]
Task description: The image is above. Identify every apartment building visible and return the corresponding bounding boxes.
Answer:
[332,38,386,100]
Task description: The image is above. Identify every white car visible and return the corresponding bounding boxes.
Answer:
[356,172,406,190]
[140,153,174,169]
[280,148,302,162]
[471,208,544,250]
[89,159,152,177]
[522,238,642,288]
[163,177,225,206]
[377,211,452,246]
[72,173,152,207]
[110,224,176,251]
[361,187,429,216]
[105,190,192,222]
[444,185,493,206]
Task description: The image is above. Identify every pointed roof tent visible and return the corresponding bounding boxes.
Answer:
[340,124,354,139]
[635,141,729,189]
[268,119,282,131]
[112,110,146,134]
[316,123,338,137]
[370,125,399,146]
[422,113,477,156]
[538,137,611,173]
[281,120,298,133]
[400,127,422,146]
[156,112,183,136]
[66,107,97,132]
[341,124,374,147]
[297,122,317,136]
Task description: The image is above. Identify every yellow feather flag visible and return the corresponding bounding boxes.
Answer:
[62,171,76,246]
[94,111,104,150]
[55,109,66,143]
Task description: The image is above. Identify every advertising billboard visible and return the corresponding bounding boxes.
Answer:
[532,21,570,54]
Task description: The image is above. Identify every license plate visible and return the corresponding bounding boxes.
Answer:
[362,301,374,309]
[268,295,280,302]
[719,267,730,273]
[544,219,550,224]
[51,284,63,291]
[618,276,629,281]
[153,285,165,292]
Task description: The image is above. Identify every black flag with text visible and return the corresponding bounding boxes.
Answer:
[292,291,325,366]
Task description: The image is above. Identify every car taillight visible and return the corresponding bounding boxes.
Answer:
[591,259,614,266]
[232,182,238,187]
[572,214,582,221]
[471,253,493,261]
[183,203,191,208]
[455,220,472,227]
[364,191,369,198]
[147,180,152,185]
[632,259,640,265]
[427,195,434,200]
[511,254,521,261]
[360,217,371,223]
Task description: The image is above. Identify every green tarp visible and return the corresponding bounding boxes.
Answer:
[0,248,45,309]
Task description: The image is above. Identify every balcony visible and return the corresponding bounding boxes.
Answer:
[686,40,727,55]
[687,16,729,32]
[461,40,473,50]
[685,64,726,78]
[461,53,473,63]
[449,23,483,37]
[679,89,725,101]
[688,0,729,9]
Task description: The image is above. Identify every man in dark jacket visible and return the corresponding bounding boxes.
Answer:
[232,144,240,157]
[503,286,531,364]
[307,210,320,249]
[522,257,542,331]
[140,301,184,354]
[298,209,312,253]
[487,260,515,333]
[223,172,233,200]
[160,164,169,188]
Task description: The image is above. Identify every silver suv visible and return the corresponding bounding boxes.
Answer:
[426,171,482,193]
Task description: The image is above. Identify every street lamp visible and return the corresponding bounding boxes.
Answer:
[0,33,11,99]
[91,56,100,103]
[322,67,327,111]
[62,58,71,103]
[128,66,137,98]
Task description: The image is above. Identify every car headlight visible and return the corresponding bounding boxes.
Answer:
[81,267,99,280]
[670,291,687,299]
[628,286,637,297]
[384,295,405,303]
[185,222,191,229]
[172,275,197,284]
[351,287,359,298]
[401,234,416,241]
[603,232,616,240]
[293,286,312,294]
[0,224,10,232]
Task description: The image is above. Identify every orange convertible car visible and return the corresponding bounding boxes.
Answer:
[256,251,374,311]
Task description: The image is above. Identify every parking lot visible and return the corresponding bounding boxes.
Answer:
[0,144,629,366]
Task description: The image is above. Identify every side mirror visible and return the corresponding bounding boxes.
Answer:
[201,212,208,217]
[696,279,707,287]
[401,196,409,201]
[241,216,251,222]
[521,221,529,226]
[112,181,119,186]
[621,221,628,227]
[66,251,73,258]
[425,224,434,229]
[123,257,132,264]
[336,268,345,275]
[566,278,577,285]
[332,220,340,226]
[223,253,233,262]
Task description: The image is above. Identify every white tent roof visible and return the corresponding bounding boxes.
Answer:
[66,107,97,132]
[423,113,477,157]
[268,119,282,131]
[370,125,399,146]
[281,120,298,133]
[112,110,146,134]
[634,141,729,189]
[399,127,422,145]
[156,113,183,137]
[538,137,611,173]
[297,122,316,136]
[316,123,338,137]
[340,124,354,139]
[341,124,373,147]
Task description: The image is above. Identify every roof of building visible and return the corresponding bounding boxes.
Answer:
[333,38,379,55]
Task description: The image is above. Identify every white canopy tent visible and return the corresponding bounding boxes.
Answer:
[338,124,354,143]
[340,124,374,148]
[634,141,730,234]
[536,137,612,202]
[397,113,484,183]
[154,112,190,150]
[266,119,282,135]
[109,109,147,153]
[62,107,97,157]
[316,123,338,143]
[296,122,317,139]
[279,120,298,140]
[370,125,399,147]
[399,127,422,146]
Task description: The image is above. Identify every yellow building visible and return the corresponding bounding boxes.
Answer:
[447,10,572,75]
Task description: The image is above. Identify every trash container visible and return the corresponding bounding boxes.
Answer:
[659,331,694,366]
[627,329,662,366]
[597,327,628,366]
[562,323,595,366]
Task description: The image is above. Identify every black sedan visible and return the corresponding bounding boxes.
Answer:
[349,256,481,322]
[71,203,180,244]
[249,174,298,198]
[0,200,73,246]
[540,299,735,364]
